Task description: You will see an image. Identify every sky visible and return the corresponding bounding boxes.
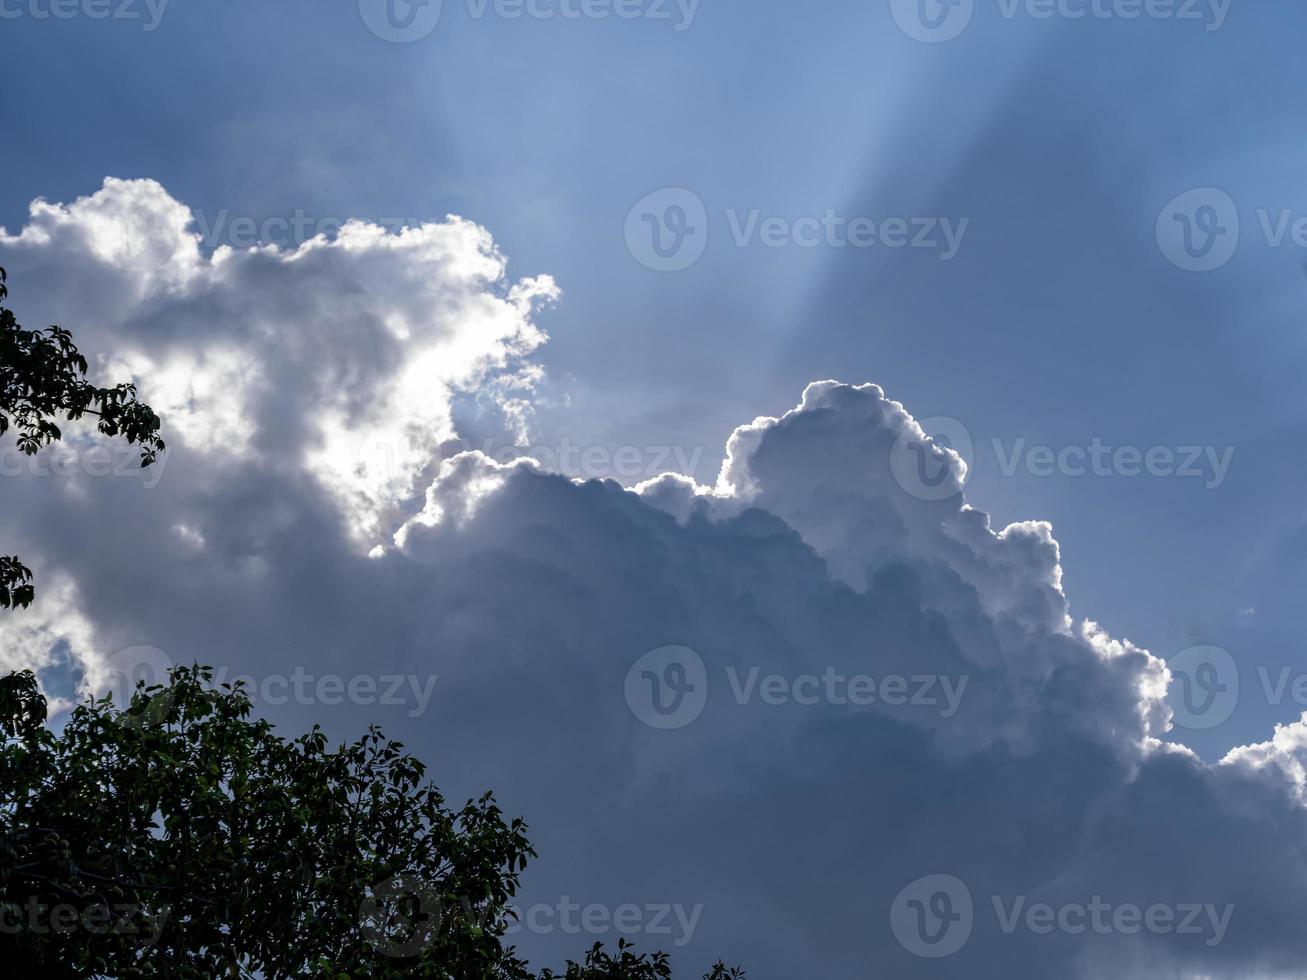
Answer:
[4,1,1307,976]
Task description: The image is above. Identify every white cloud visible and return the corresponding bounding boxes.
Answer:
[0,574,98,715]
[1,178,559,546]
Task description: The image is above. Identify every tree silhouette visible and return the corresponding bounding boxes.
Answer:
[0,666,742,978]
[0,267,164,609]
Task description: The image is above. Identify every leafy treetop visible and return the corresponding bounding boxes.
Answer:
[0,666,744,979]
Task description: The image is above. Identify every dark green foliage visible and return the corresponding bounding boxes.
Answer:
[0,667,742,979]
[0,267,165,606]
[0,555,34,610]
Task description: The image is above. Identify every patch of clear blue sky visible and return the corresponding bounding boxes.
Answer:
[3,0,1306,757]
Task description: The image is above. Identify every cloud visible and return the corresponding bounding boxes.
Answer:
[3,180,1307,978]
[1,177,559,546]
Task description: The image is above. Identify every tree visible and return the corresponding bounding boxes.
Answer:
[0,666,743,979]
[0,268,165,608]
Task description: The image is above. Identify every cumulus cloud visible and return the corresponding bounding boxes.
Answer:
[3,180,1307,978]
[1,177,558,546]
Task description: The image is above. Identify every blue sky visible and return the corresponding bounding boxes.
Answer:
[5,1,1307,974]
